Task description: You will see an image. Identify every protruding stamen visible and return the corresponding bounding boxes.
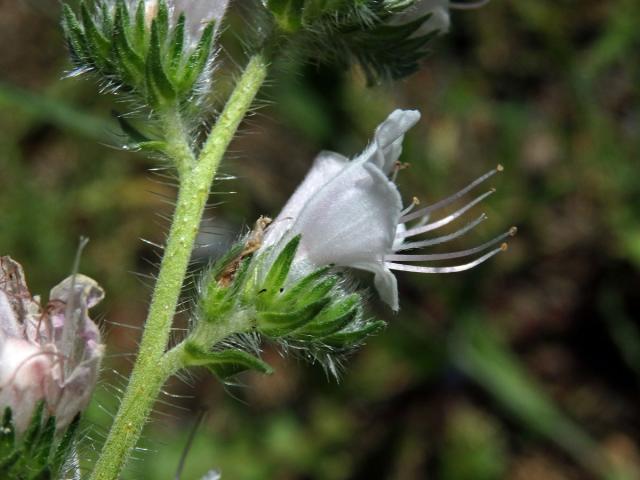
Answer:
[397,189,495,239]
[391,161,410,183]
[386,228,515,262]
[450,0,491,10]
[400,167,501,223]
[384,244,506,274]
[400,196,421,217]
[395,213,487,251]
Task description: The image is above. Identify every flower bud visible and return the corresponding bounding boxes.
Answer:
[62,0,227,107]
[0,256,104,435]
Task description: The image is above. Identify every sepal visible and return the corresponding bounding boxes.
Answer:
[261,0,442,83]
[182,342,273,379]
[185,233,385,381]
[0,405,81,480]
[62,0,217,108]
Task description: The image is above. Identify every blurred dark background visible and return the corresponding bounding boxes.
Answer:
[1,1,640,479]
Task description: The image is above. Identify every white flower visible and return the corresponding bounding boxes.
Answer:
[262,109,514,311]
[388,0,491,37]
[0,257,104,434]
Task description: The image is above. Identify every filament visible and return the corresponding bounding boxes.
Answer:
[400,166,501,223]
[385,244,507,273]
[395,213,487,251]
[397,189,495,239]
[400,196,420,217]
[386,227,516,262]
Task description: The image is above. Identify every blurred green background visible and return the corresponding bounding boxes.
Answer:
[1,1,640,479]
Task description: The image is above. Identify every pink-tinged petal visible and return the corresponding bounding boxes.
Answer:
[49,274,104,362]
[0,338,59,434]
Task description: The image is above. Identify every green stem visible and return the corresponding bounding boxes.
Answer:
[90,53,268,480]
[160,107,196,177]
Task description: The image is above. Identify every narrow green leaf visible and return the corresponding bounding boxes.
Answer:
[183,343,273,378]
[169,13,186,72]
[156,0,170,41]
[298,294,360,337]
[134,140,170,152]
[292,275,337,305]
[113,0,145,77]
[278,266,332,304]
[62,4,90,62]
[0,450,20,474]
[178,22,214,94]
[0,408,15,454]
[51,415,80,475]
[258,297,330,337]
[32,416,55,466]
[114,111,150,143]
[28,465,52,480]
[324,320,385,347]
[80,2,111,68]
[22,402,45,453]
[146,20,176,104]
[133,0,147,52]
[260,235,300,299]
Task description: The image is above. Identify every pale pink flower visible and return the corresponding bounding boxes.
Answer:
[0,257,104,434]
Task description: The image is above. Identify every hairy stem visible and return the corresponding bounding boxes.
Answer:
[160,107,196,177]
[90,53,268,480]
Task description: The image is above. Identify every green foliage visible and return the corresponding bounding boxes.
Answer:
[183,342,274,379]
[0,405,81,480]
[183,235,385,380]
[263,0,439,83]
[62,0,215,109]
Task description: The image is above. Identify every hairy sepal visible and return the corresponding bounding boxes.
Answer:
[182,342,273,379]
[61,0,217,108]
[262,0,440,83]
[0,405,81,480]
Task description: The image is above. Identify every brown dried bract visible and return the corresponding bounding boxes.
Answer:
[217,216,272,287]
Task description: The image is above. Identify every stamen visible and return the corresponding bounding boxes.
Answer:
[395,213,487,251]
[397,189,495,239]
[386,227,516,262]
[385,244,507,274]
[400,166,501,223]
[450,0,491,10]
[400,196,421,217]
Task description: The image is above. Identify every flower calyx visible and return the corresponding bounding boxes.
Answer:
[181,233,383,382]
[62,0,225,108]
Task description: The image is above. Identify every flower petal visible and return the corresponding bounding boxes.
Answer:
[358,109,421,174]
[263,150,348,248]
[291,162,402,267]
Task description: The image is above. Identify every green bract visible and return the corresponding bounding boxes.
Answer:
[263,0,440,83]
[62,0,215,108]
[181,233,385,380]
[0,405,81,480]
